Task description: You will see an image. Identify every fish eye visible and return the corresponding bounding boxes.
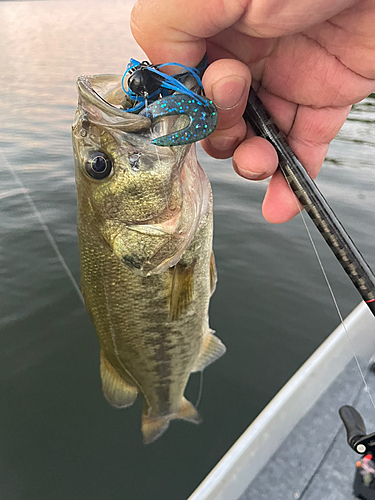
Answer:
[85,152,112,179]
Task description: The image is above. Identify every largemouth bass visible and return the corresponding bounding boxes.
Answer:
[72,75,225,443]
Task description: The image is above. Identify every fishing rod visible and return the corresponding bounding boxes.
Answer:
[245,87,375,499]
[243,87,375,317]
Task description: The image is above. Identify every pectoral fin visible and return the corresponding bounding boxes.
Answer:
[168,261,195,321]
[192,332,226,372]
[100,352,138,408]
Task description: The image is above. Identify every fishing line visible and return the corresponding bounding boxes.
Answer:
[1,150,148,406]
[148,98,171,214]
[195,370,204,410]
[136,75,206,410]
[283,170,375,412]
[148,95,174,250]
[0,147,84,304]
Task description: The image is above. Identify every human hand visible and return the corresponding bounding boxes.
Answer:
[131,0,375,222]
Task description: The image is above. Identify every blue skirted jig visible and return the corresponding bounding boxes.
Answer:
[121,59,218,147]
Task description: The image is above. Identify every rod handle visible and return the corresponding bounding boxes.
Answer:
[339,405,367,451]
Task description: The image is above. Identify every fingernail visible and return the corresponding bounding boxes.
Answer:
[209,136,237,152]
[211,76,247,110]
[233,160,264,179]
[244,171,264,179]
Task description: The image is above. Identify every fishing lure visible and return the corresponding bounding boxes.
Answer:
[122,59,218,147]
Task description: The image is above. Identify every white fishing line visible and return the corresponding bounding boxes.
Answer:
[149,93,206,409]
[146,94,169,211]
[0,149,147,406]
[0,147,84,304]
[195,370,204,410]
[283,170,375,411]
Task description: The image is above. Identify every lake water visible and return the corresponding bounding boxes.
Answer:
[1,1,375,499]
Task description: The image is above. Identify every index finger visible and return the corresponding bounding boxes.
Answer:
[130,0,247,65]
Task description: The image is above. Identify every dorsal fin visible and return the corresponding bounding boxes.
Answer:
[192,332,226,372]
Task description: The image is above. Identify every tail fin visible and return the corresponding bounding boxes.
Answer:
[142,397,201,444]
[175,397,201,424]
[142,414,170,444]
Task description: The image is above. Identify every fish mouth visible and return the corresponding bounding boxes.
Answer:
[76,75,191,142]
[76,75,151,132]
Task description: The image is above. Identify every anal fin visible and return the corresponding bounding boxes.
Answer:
[192,332,226,372]
[100,351,138,408]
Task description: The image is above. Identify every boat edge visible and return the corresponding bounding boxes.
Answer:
[188,301,375,500]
